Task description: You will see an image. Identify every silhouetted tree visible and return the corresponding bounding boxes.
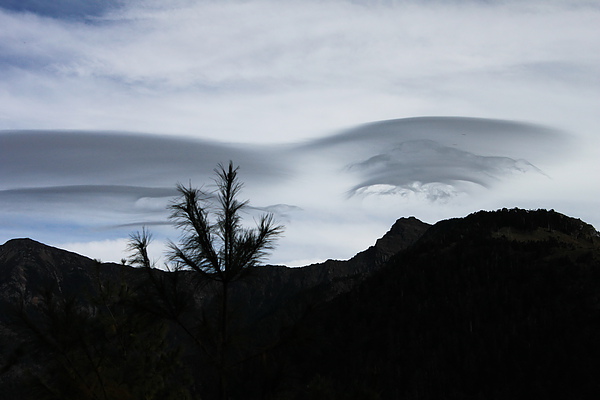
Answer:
[129,161,283,400]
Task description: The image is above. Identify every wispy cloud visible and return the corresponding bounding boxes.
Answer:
[1,0,598,140]
[0,0,123,20]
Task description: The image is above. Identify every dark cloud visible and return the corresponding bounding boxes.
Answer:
[0,130,287,189]
[0,130,291,233]
[303,117,564,155]
[0,185,176,198]
[107,221,173,229]
[0,0,123,20]
[251,204,304,213]
[249,204,304,222]
[0,185,177,213]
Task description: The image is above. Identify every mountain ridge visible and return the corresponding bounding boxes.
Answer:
[2,208,600,399]
[280,208,600,398]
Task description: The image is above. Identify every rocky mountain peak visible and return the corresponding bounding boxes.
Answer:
[1,238,47,255]
[374,216,431,257]
[1,238,93,271]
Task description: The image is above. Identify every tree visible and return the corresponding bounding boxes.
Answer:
[128,161,283,400]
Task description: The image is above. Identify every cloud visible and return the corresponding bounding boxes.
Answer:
[0,0,123,20]
[0,116,578,265]
[58,238,132,265]
[303,117,568,159]
[0,130,287,188]
[1,0,598,142]
[0,185,176,198]
[0,0,598,265]
[300,117,566,200]
[347,139,543,199]
[0,185,176,221]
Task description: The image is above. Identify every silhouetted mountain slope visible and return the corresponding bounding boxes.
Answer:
[0,239,127,312]
[3,209,600,399]
[277,209,600,399]
[0,217,429,399]
[0,216,429,312]
[0,239,193,400]
[230,216,430,320]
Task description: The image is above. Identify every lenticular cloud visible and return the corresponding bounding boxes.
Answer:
[0,116,570,264]
[347,139,543,200]
[0,117,565,217]
[300,117,565,201]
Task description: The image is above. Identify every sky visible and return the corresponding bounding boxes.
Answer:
[0,0,599,266]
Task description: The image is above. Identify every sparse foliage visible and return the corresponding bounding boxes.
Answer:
[128,161,283,400]
[166,162,283,282]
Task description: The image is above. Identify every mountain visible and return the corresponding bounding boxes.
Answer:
[1,209,600,399]
[273,208,600,399]
[0,216,430,330]
[0,238,121,305]
[0,216,429,299]
[0,217,430,399]
[230,216,430,318]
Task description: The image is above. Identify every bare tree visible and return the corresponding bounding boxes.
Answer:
[128,161,283,400]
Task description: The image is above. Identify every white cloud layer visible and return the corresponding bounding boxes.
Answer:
[0,0,598,265]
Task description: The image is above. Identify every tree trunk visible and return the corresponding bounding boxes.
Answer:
[219,280,229,400]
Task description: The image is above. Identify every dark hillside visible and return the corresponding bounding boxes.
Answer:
[229,216,430,324]
[2,210,600,399]
[275,209,600,399]
[0,218,430,399]
[0,239,132,314]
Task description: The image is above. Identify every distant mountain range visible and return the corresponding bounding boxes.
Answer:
[1,209,599,399]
